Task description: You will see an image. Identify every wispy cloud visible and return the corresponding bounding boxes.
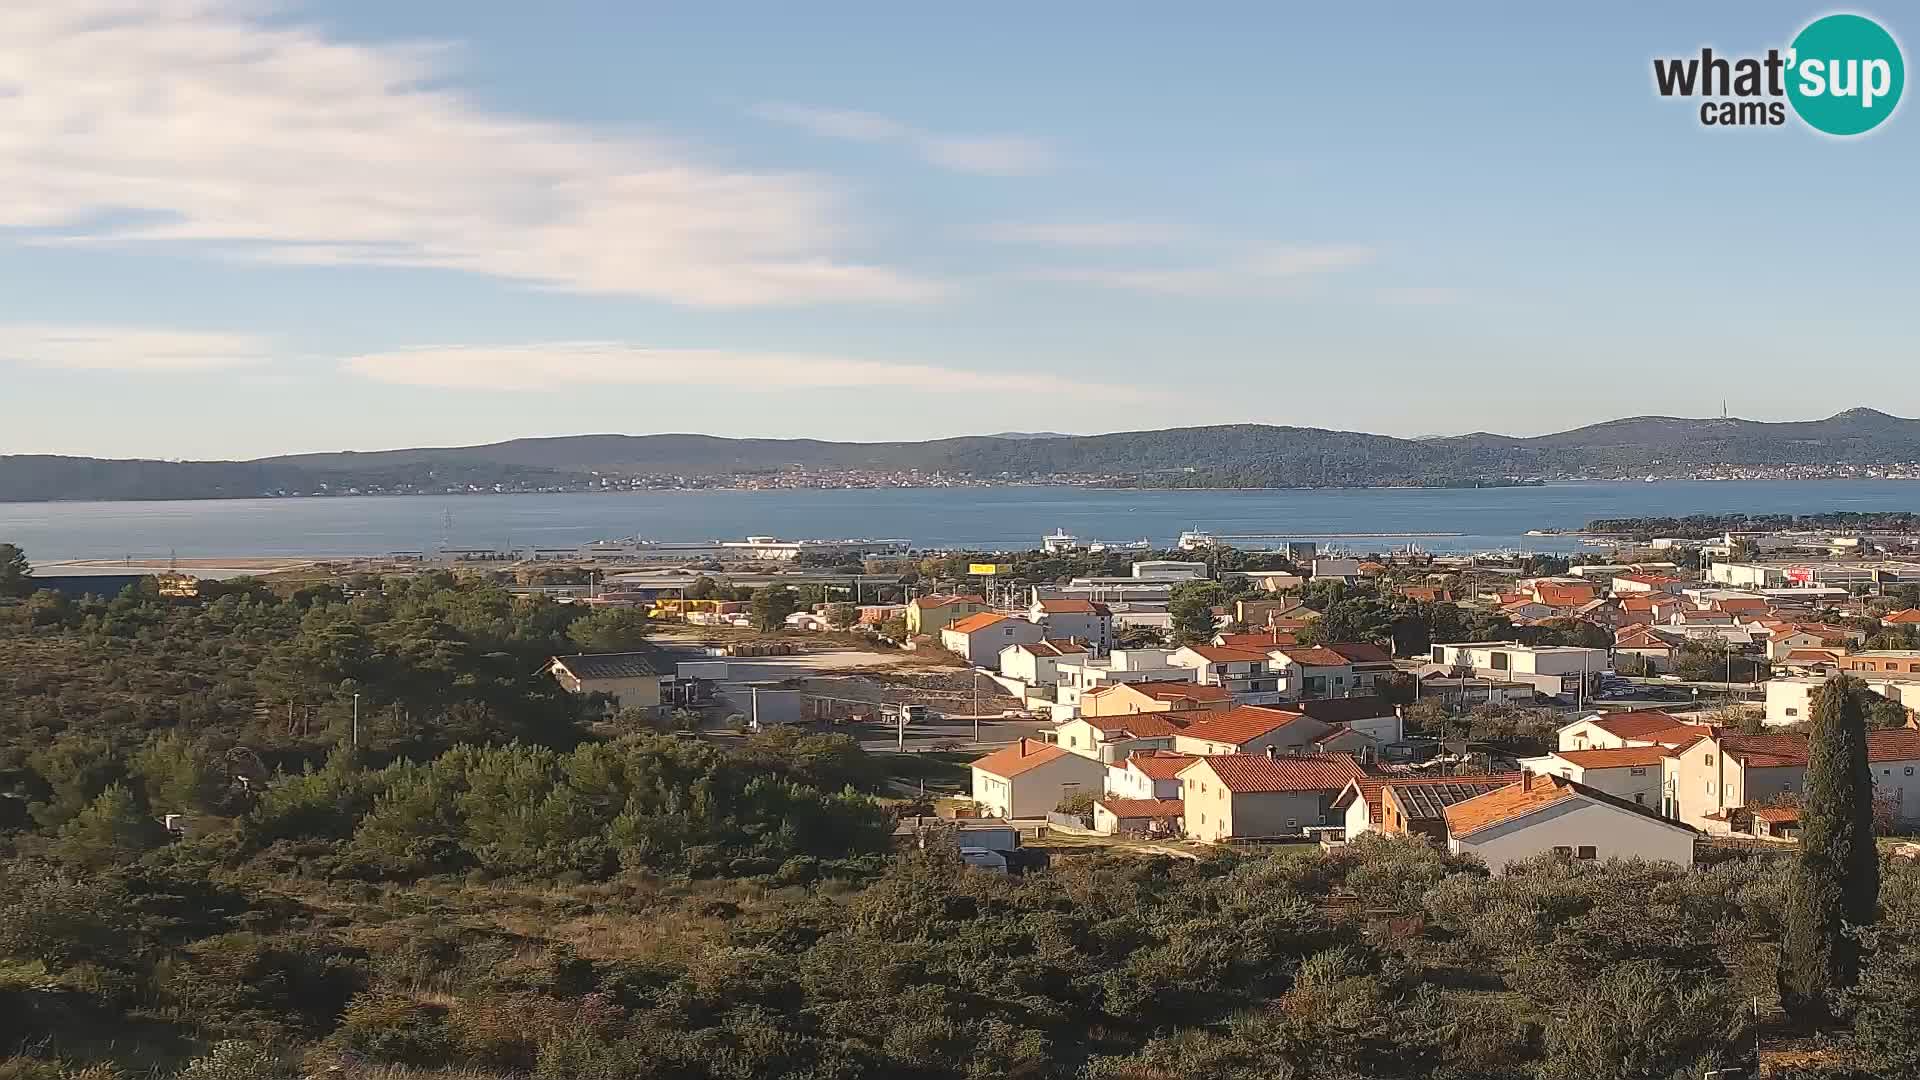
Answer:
[0,324,273,372]
[754,103,1058,176]
[0,3,933,308]
[343,343,1152,401]
[1020,245,1375,297]
[980,221,1193,248]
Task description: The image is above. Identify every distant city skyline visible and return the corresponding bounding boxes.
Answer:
[2,2,1914,458]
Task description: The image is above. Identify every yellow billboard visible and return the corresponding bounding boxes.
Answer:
[968,562,1006,576]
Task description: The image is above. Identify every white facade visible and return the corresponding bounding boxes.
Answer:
[1312,557,1362,580]
[1131,560,1208,580]
[1766,675,1920,727]
[971,752,1107,819]
[999,643,1083,687]
[1449,796,1696,874]
[943,618,1045,668]
[1053,649,1194,706]
[1516,754,1664,809]
[1104,758,1184,800]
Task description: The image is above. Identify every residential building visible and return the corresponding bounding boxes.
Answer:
[1319,642,1395,691]
[1611,573,1683,595]
[1765,674,1920,727]
[1516,746,1669,809]
[1614,625,1682,673]
[1054,713,1191,763]
[1334,773,1524,840]
[1179,754,1368,842]
[1080,680,1231,717]
[547,652,662,712]
[1249,572,1306,594]
[970,738,1108,820]
[1841,650,1920,676]
[1093,798,1187,836]
[1216,629,1301,649]
[1884,608,1920,628]
[1029,598,1114,653]
[1311,557,1362,582]
[999,639,1090,687]
[1054,649,1198,707]
[1429,641,1610,698]
[907,593,989,635]
[1443,773,1699,873]
[1130,560,1209,580]
[1172,706,1330,757]
[1662,728,1920,832]
[1266,645,1360,700]
[942,613,1045,668]
[1289,696,1405,743]
[1169,645,1283,703]
[1556,710,1698,752]
[1104,749,1196,800]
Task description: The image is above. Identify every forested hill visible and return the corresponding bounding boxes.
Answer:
[6,408,1920,500]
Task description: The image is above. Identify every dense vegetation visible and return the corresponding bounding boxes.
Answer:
[10,408,1919,499]
[2,550,1915,1077]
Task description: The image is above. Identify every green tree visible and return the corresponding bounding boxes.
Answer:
[1779,674,1881,1026]
[1168,581,1225,645]
[131,732,228,816]
[53,783,169,868]
[565,607,650,653]
[1298,597,1393,645]
[823,602,858,630]
[0,542,31,598]
[750,586,802,632]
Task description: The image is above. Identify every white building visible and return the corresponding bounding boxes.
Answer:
[1516,746,1668,809]
[1429,641,1610,698]
[942,613,1046,668]
[1029,598,1114,654]
[1443,773,1699,873]
[1130,560,1209,580]
[970,739,1108,819]
[1053,649,1196,708]
[999,639,1091,688]
[1765,675,1920,727]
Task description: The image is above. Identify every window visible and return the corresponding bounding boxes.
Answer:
[1705,754,1714,766]
[1629,767,1647,777]
[1286,818,1297,829]
[1552,845,1572,857]
[1635,793,1646,804]
[1577,846,1597,860]
[1705,781,1714,795]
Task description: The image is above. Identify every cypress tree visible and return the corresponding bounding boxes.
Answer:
[1778,674,1880,1024]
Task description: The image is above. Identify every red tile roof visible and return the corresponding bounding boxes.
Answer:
[1123,750,1197,780]
[1751,806,1800,823]
[1273,645,1353,667]
[1716,728,1920,768]
[1885,608,1920,624]
[1133,682,1231,704]
[1334,773,1524,824]
[1554,746,1672,769]
[1183,753,1367,794]
[1097,797,1185,819]
[1581,710,1689,740]
[1176,706,1312,746]
[1217,631,1301,648]
[946,612,1011,634]
[1444,772,1692,838]
[1036,598,1112,615]
[971,738,1072,779]
[1081,713,1191,739]
[1323,641,1393,665]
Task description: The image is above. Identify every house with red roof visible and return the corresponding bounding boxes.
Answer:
[970,738,1108,819]
[1319,641,1396,691]
[906,593,989,635]
[1104,749,1197,801]
[1093,797,1186,837]
[941,612,1045,668]
[1028,597,1114,654]
[1267,645,1359,700]
[1172,706,1331,757]
[1555,710,1701,753]
[1614,625,1682,673]
[1884,608,1920,628]
[1333,773,1524,841]
[1443,772,1699,873]
[1054,711,1194,763]
[1080,679,1230,718]
[1664,726,1920,833]
[999,639,1090,687]
[1179,753,1368,842]
[1517,745,1671,809]
[1168,645,1284,703]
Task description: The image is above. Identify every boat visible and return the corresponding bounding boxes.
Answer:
[1177,530,1216,551]
[1644,476,1660,483]
[1042,529,1080,553]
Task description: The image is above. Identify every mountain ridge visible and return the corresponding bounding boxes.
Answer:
[4,409,1917,501]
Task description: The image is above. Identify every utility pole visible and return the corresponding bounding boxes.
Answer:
[973,670,982,743]
[352,693,360,749]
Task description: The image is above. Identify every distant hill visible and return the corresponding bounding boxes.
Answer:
[5,409,1920,501]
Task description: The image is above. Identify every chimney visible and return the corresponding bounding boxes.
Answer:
[1265,744,1278,760]
[1518,766,1532,788]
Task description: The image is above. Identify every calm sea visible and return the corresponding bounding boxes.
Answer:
[4,480,1919,563]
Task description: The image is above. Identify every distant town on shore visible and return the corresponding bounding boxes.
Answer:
[8,408,1920,501]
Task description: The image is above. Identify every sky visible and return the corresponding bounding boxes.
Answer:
[1,1,1915,459]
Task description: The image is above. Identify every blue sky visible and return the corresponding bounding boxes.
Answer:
[1,2,1913,459]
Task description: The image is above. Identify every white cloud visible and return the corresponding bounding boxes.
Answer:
[0,324,272,371]
[754,103,1058,176]
[0,2,934,308]
[1021,245,1375,296]
[981,221,1192,248]
[342,342,1151,400]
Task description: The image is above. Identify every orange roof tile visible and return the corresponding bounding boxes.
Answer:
[1443,773,1581,837]
[1323,641,1393,665]
[1217,631,1301,648]
[1582,710,1689,740]
[1183,753,1366,794]
[1036,598,1110,615]
[1554,746,1671,769]
[1124,750,1197,780]
[1010,639,1089,657]
[970,738,1072,779]
[1081,713,1191,739]
[1177,706,1312,746]
[1273,645,1353,667]
[1885,608,1920,624]
[946,612,1011,634]
[1133,682,1230,704]
[911,593,984,609]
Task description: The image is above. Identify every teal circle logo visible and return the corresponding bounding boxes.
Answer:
[1787,14,1904,135]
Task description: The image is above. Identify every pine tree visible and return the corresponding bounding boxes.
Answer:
[1779,674,1881,1025]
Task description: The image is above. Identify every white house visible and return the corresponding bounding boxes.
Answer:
[1443,773,1699,873]
[1029,598,1114,654]
[1516,746,1669,810]
[1103,749,1195,800]
[999,639,1090,687]
[1556,710,1697,752]
[970,738,1108,819]
[1765,675,1920,728]
[1430,641,1611,698]
[1169,645,1282,703]
[942,612,1046,668]
[1054,712,1191,763]
[1053,649,1197,707]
